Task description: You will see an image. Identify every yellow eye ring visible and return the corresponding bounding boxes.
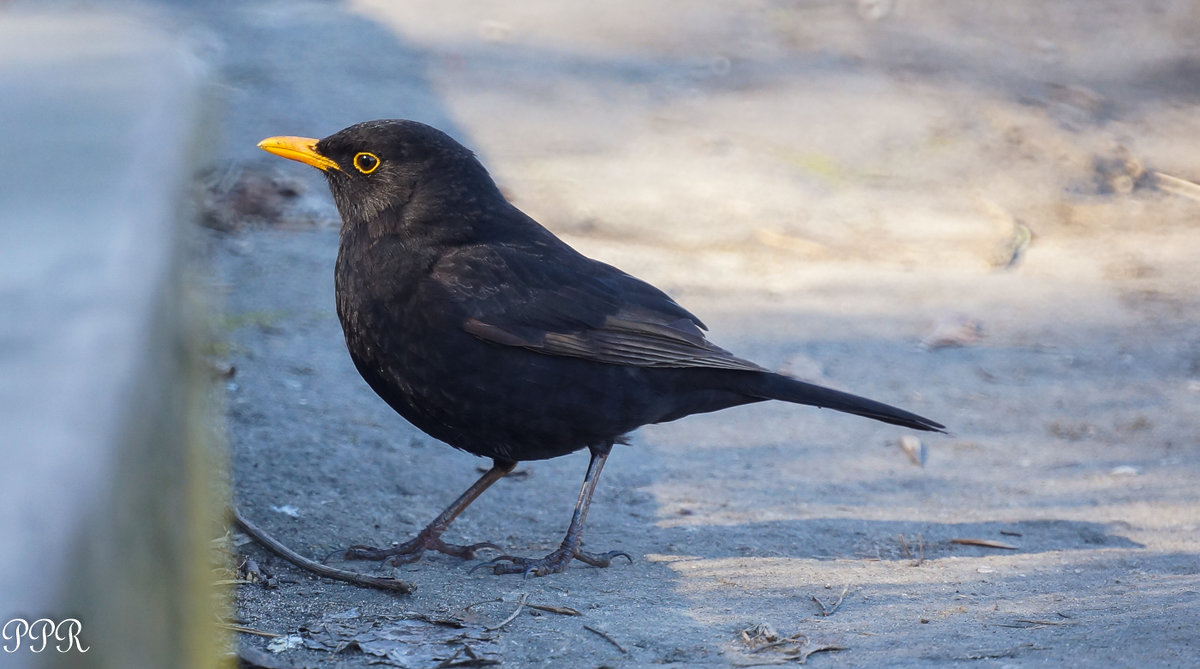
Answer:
[353,152,380,174]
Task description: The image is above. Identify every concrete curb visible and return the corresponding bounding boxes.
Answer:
[0,10,224,668]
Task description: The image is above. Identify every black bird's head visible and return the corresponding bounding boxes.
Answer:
[258,119,498,227]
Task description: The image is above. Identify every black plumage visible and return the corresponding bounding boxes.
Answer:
[258,120,944,576]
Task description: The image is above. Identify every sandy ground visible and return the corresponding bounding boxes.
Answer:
[171,0,1200,666]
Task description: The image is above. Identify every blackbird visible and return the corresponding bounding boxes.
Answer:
[258,120,944,577]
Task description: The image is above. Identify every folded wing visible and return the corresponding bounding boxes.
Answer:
[431,240,765,373]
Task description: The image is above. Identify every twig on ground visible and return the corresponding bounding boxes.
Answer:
[485,593,528,631]
[231,506,415,593]
[995,618,1075,629]
[951,538,1019,550]
[465,596,578,620]
[526,603,582,616]
[216,621,280,638]
[812,584,850,617]
[899,534,924,566]
[584,624,628,653]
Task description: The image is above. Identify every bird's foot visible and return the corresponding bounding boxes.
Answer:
[474,546,632,578]
[327,531,500,567]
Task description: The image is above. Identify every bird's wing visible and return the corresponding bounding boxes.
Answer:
[430,241,766,372]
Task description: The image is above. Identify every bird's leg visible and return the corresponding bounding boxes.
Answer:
[331,459,516,566]
[480,444,631,577]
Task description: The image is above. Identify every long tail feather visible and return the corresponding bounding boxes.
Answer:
[746,373,946,432]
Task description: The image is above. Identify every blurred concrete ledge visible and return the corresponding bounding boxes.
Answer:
[0,10,225,669]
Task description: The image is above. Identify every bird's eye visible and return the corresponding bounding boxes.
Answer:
[353,152,380,174]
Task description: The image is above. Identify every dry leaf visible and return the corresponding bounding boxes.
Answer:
[300,609,500,667]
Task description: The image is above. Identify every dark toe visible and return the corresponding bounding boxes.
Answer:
[574,549,633,567]
[430,539,501,560]
[473,546,630,577]
[470,555,524,575]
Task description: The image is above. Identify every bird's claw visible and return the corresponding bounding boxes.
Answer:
[575,549,633,568]
[477,554,557,578]
[327,536,500,566]
[468,556,512,576]
[472,547,632,577]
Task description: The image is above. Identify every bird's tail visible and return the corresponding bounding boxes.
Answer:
[742,372,946,433]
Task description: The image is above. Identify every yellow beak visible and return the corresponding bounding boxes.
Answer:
[257,136,341,171]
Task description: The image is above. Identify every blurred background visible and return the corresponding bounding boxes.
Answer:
[2,0,1198,667]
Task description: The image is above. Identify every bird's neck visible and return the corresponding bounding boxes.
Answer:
[362,192,520,254]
